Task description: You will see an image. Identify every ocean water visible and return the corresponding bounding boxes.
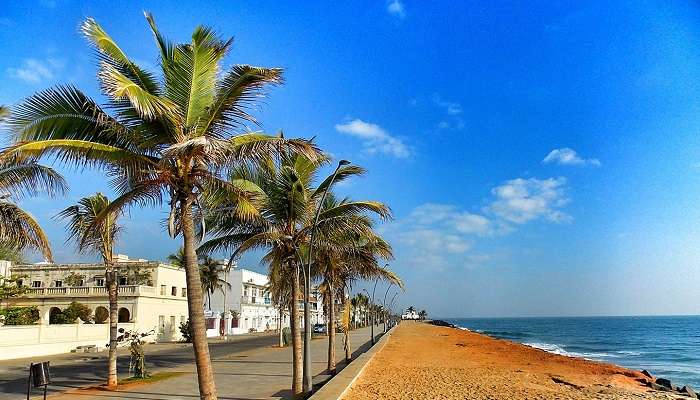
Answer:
[445,316,700,388]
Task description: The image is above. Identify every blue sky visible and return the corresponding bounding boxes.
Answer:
[2,1,700,317]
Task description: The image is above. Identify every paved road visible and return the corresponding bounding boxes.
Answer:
[0,325,384,400]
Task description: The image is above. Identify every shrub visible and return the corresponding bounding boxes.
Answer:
[179,319,193,343]
[51,301,92,324]
[0,306,40,325]
[94,307,109,323]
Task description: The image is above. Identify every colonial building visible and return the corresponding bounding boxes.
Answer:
[204,263,325,337]
[0,255,189,343]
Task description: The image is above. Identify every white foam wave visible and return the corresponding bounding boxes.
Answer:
[524,342,619,360]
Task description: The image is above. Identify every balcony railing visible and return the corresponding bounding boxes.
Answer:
[241,296,272,305]
[23,285,157,297]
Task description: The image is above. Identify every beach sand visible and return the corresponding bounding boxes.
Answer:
[343,321,681,399]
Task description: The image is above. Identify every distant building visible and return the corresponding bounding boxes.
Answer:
[401,309,420,320]
[204,263,325,336]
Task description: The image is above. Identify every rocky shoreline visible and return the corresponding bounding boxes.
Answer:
[428,319,699,399]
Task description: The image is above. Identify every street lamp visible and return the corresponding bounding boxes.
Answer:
[303,159,350,394]
[388,292,399,329]
[382,277,394,333]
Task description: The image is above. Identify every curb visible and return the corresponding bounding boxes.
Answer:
[309,325,396,400]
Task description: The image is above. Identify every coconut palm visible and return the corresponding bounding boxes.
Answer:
[418,310,428,320]
[312,196,399,373]
[166,247,186,268]
[0,106,66,261]
[4,14,318,399]
[198,152,391,395]
[199,255,230,310]
[56,193,122,388]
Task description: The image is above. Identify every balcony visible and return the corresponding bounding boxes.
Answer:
[241,296,272,305]
[23,285,157,298]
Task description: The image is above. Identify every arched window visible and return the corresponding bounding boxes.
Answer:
[118,307,130,323]
[49,307,62,324]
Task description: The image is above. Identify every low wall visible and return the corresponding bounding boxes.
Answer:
[0,322,135,360]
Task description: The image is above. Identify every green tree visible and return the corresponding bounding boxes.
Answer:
[56,193,123,388]
[0,306,40,325]
[64,272,86,287]
[51,301,92,324]
[0,274,28,300]
[0,107,65,261]
[199,255,230,310]
[199,153,390,395]
[5,14,317,399]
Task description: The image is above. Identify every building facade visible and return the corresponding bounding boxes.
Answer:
[0,255,189,342]
[204,265,326,337]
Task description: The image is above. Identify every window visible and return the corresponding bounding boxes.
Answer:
[76,279,84,286]
[16,279,23,287]
[54,280,63,287]
[119,277,127,285]
[243,286,248,297]
[96,278,105,287]
[171,286,177,296]
[180,315,186,326]
[160,285,166,295]
[182,288,187,297]
[32,281,41,288]
[170,316,176,332]
[158,315,165,334]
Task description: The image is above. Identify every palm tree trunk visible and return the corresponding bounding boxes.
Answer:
[343,294,351,362]
[180,199,218,400]
[278,306,284,348]
[290,265,303,396]
[106,265,118,389]
[327,285,336,374]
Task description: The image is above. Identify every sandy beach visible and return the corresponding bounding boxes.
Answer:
[344,321,682,400]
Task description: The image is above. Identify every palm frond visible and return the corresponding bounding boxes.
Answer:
[0,159,67,198]
[0,202,53,261]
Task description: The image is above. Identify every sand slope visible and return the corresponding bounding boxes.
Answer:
[344,322,680,399]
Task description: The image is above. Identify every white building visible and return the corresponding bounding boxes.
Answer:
[203,264,325,337]
[0,256,189,360]
[401,309,420,320]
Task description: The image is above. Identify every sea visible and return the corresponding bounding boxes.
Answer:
[445,316,700,388]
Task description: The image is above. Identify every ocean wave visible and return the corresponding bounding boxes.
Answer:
[524,342,620,360]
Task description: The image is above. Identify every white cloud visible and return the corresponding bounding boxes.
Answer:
[487,177,571,224]
[387,0,406,18]
[432,93,462,115]
[335,119,411,158]
[542,148,601,167]
[7,58,62,84]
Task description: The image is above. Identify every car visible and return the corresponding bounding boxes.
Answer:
[313,323,327,334]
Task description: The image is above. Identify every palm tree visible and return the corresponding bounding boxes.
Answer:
[56,193,122,389]
[199,152,390,396]
[418,310,428,320]
[0,106,65,261]
[166,247,186,268]
[199,255,230,310]
[4,14,317,399]
[312,196,398,373]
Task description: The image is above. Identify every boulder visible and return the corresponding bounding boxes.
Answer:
[655,377,673,390]
[650,382,671,392]
[641,370,654,379]
[679,385,697,398]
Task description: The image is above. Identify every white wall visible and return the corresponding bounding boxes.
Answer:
[0,322,135,360]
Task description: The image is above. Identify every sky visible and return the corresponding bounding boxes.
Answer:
[2,0,700,318]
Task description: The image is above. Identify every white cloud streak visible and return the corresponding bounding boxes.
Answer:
[387,0,406,18]
[487,177,571,224]
[335,119,411,158]
[7,58,62,84]
[542,148,601,167]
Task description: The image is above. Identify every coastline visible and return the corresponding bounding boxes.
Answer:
[343,321,693,399]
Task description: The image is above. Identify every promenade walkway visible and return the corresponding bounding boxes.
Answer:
[1,325,383,400]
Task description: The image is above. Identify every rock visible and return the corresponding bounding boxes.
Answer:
[641,370,654,379]
[650,382,671,392]
[655,377,673,390]
[680,385,697,398]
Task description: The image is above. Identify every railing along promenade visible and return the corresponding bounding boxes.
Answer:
[23,285,156,297]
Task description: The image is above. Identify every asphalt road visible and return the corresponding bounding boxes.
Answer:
[0,333,279,399]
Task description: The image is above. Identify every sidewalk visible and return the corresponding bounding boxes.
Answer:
[7,325,385,400]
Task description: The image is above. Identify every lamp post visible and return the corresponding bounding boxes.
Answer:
[382,279,393,333]
[303,160,350,394]
[387,291,398,329]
